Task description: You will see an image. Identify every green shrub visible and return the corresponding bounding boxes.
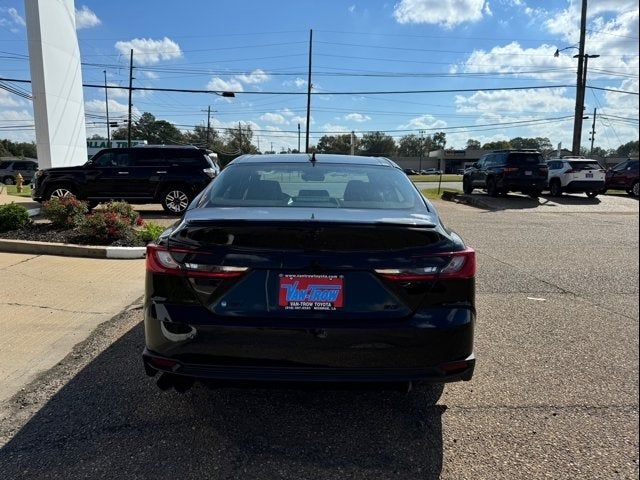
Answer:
[0,203,31,233]
[101,201,141,226]
[42,196,88,228]
[77,211,135,243]
[136,221,165,243]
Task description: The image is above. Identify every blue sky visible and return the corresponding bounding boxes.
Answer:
[1,0,638,152]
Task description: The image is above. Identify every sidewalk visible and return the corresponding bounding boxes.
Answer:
[0,252,145,403]
[0,189,40,210]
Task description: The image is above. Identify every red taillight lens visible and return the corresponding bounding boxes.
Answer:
[375,247,476,281]
[146,244,248,278]
[503,167,518,174]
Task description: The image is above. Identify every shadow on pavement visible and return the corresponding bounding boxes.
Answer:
[462,192,607,211]
[0,323,445,479]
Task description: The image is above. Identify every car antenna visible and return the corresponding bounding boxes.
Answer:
[309,152,317,165]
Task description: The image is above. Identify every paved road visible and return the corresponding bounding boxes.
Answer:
[0,199,638,479]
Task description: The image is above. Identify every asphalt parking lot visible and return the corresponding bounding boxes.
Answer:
[0,197,638,479]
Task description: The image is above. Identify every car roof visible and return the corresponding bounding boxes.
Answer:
[228,153,398,167]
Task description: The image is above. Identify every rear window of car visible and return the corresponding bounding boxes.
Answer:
[569,161,601,170]
[0,161,13,169]
[202,163,422,210]
[165,150,207,167]
[507,153,544,165]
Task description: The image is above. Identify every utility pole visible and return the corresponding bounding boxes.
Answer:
[589,108,597,155]
[350,131,355,155]
[127,49,134,148]
[419,130,424,172]
[305,29,313,153]
[206,106,211,147]
[238,122,242,153]
[297,123,301,152]
[571,0,588,155]
[103,70,110,147]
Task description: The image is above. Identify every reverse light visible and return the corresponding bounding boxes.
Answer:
[146,244,248,278]
[375,248,476,281]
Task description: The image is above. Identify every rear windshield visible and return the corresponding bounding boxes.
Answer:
[569,161,601,170]
[202,163,421,210]
[0,161,12,169]
[507,153,544,165]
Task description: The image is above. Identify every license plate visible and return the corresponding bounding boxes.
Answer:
[586,173,593,178]
[525,171,532,176]
[279,274,344,311]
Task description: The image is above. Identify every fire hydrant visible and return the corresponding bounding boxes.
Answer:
[16,173,24,193]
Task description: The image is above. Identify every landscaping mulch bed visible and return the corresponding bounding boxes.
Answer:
[0,222,145,247]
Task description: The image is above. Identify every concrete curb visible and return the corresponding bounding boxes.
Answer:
[441,191,495,210]
[0,238,146,259]
[27,207,41,217]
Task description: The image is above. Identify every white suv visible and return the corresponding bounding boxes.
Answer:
[546,158,606,198]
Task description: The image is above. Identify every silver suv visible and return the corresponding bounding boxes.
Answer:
[0,159,39,185]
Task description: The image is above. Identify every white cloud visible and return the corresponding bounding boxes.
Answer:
[0,89,23,108]
[291,115,313,126]
[393,0,488,28]
[114,37,182,66]
[344,113,371,122]
[483,1,492,16]
[0,109,33,141]
[321,123,350,133]
[75,6,100,29]
[398,114,447,130]
[84,98,138,118]
[8,7,25,26]
[283,77,308,89]
[236,69,270,85]
[348,5,356,13]
[207,77,244,93]
[455,88,575,114]
[260,112,286,124]
[279,108,295,117]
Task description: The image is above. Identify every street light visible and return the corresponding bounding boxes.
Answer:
[554,46,599,155]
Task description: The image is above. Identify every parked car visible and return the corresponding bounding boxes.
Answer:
[403,168,418,175]
[546,158,605,198]
[0,159,39,185]
[462,149,548,198]
[143,153,476,393]
[604,159,639,197]
[31,146,220,214]
[422,168,442,175]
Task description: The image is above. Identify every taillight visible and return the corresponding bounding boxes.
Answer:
[146,244,247,278]
[503,167,518,174]
[565,169,577,174]
[375,248,476,281]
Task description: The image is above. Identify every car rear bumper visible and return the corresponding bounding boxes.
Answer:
[142,303,475,384]
[565,180,605,192]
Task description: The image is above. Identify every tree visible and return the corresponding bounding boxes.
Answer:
[316,134,352,154]
[433,131,446,149]
[183,125,222,151]
[112,112,185,144]
[466,139,481,150]
[359,131,396,157]
[482,140,512,150]
[617,140,639,158]
[0,139,38,158]
[223,124,259,156]
[397,134,436,157]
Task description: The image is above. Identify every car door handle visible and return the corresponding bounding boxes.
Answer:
[118,171,129,175]
[155,170,167,174]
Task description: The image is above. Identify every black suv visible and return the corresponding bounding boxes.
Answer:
[32,146,220,214]
[462,150,548,198]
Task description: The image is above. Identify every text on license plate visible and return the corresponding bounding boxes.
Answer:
[279,274,344,310]
[586,173,594,178]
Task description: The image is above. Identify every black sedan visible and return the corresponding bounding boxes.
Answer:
[143,154,476,392]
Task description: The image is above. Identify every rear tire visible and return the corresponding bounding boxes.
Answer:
[586,191,598,198]
[161,187,191,215]
[550,179,563,197]
[3,176,15,185]
[462,177,473,194]
[486,177,498,197]
[45,184,76,200]
[630,181,639,198]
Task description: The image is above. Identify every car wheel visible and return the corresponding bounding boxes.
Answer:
[162,187,191,214]
[486,177,498,197]
[46,185,76,200]
[550,179,563,197]
[586,191,598,198]
[3,176,15,185]
[630,181,639,198]
[462,177,473,194]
